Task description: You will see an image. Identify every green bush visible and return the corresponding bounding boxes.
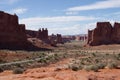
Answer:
[0,67,4,73]
[70,65,79,71]
[13,68,25,74]
[38,58,47,63]
[39,52,46,58]
[91,53,96,57]
[116,53,120,60]
[0,59,6,63]
[69,64,83,71]
[97,63,106,69]
[84,65,99,72]
[107,62,118,69]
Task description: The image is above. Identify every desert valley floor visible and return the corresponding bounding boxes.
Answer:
[0,41,120,80]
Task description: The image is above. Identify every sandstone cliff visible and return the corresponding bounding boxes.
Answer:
[87,22,120,46]
[0,11,27,49]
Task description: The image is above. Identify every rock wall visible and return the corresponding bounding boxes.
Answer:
[26,28,50,44]
[26,30,38,38]
[26,28,49,41]
[49,34,63,46]
[37,28,48,41]
[87,30,93,44]
[112,22,120,43]
[56,34,63,43]
[0,11,27,49]
[87,22,120,46]
[75,35,87,41]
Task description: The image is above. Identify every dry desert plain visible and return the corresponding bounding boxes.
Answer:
[0,41,120,80]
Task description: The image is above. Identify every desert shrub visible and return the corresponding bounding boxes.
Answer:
[91,53,96,57]
[38,58,47,63]
[118,53,120,57]
[0,59,6,63]
[39,52,46,57]
[54,53,59,57]
[107,62,118,69]
[84,65,99,72]
[69,63,83,71]
[94,59,100,63]
[84,66,90,71]
[0,67,4,73]
[53,54,60,60]
[62,53,68,58]
[14,64,22,68]
[69,64,79,71]
[97,63,106,69]
[13,68,25,74]
[71,66,79,71]
[115,53,120,60]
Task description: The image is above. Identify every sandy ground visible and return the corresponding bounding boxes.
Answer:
[0,58,120,80]
[0,43,120,80]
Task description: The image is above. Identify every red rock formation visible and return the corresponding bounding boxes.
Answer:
[49,34,57,46]
[75,35,87,41]
[56,34,63,43]
[0,11,27,49]
[48,34,63,46]
[26,30,38,38]
[87,30,93,44]
[37,28,48,41]
[112,22,120,43]
[87,22,120,46]
[26,28,49,42]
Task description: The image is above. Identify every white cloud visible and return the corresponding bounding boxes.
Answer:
[66,11,79,15]
[11,8,27,14]
[20,16,96,24]
[48,23,96,35]
[84,23,96,31]
[49,25,81,35]
[19,16,97,35]
[67,0,120,11]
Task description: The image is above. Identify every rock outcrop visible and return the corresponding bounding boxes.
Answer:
[0,11,27,49]
[37,28,48,42]
[49,34,63,46]
[56,34,63,43]
[112,22,120,43]
[87,22,120,46]
[26,28,49,42]
[26,30,38,38]
[87,30,93,44]
[26,29,64,46]
[75,35,87,41]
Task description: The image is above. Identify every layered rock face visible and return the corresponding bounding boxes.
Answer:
[26,30,38,38]
[26,28,48,40]
[87,22,120,46]
[37,28,48,41]
[56,34,63,43]
[112,22,120,43]
[0,11,27,49]
[49,34,63,46]
[75,35,87,41]
[26,29,64,46]
[26,28,49,43]
[87,30,93,44]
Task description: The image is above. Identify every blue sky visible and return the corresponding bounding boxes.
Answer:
[0,0,120,35]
